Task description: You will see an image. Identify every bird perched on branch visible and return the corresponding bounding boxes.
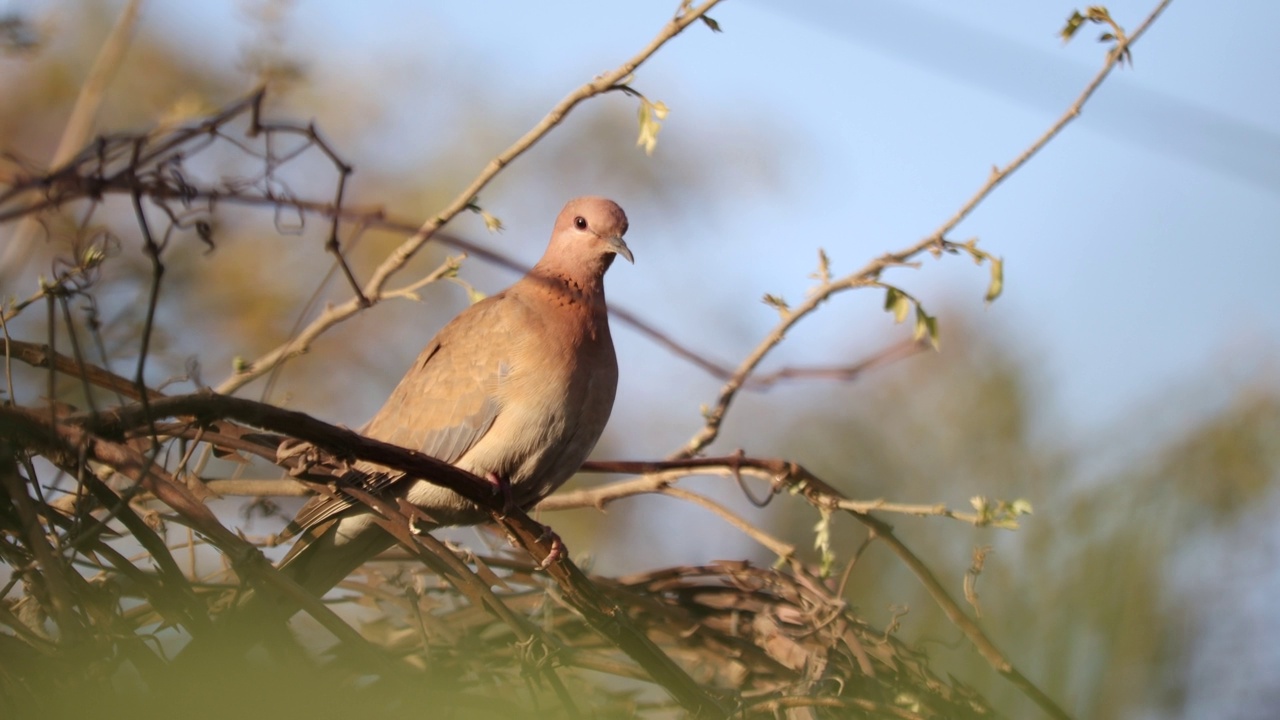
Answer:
[178,198,631,672]
[277,196,633,598]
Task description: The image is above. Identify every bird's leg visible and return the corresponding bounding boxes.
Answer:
[484,472,516,516]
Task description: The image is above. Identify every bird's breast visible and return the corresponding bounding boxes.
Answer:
[460,318,617,504]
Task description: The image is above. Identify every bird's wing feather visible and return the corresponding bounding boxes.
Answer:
[285,297,512,536]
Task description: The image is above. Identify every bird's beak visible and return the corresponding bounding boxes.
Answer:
[606,235,634,264]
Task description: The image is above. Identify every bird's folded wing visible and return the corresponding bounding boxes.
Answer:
[285,298,512,536]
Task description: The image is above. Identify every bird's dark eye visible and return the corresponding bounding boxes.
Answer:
[574,216,587,230]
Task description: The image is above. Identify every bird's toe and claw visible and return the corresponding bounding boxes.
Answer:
[536,524,567,569]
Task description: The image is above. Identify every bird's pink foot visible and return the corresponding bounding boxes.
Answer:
[536,524,567,569]
[485,471,516,516]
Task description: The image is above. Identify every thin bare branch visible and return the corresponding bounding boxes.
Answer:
[213,0,726,395]
[659,485,797,560]
[672,0,1174,464]
[0,0,142,284]
[929,0,1174,243]
[16,392,729,716]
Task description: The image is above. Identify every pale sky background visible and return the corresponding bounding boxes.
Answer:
[4,1,1279,716]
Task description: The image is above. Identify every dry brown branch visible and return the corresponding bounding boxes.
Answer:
[2,165,909,394]
[0,338,162,402]
[0,321,1039,714]
[658,485,798,561]
[0,405,406,684]
[0,342,999,716]
[6,390,728,716]
[312,486,584,716]
[597,562,995,717]
[557,459,996,526]
[782,465,1062,720]
[551,455,1052,715]
[148,462,1001,530]
[0,354,1000,716]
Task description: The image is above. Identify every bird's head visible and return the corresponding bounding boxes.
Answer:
[549,196,633,274]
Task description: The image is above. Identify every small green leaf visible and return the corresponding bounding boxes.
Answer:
[701,15,722,32]
[636,98,669,156]
[441,255,464,279]
[448,277,486,304]
[465,201,504,233]
[914,307,940,350]
[480,210,503,233]
[1060,11,1086,42]
[985,256,1004,303]
[884,287,910,324]
[972,497,1034,529]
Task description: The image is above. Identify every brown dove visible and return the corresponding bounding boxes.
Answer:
[170,198,630,669]
[277,196,632,598]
